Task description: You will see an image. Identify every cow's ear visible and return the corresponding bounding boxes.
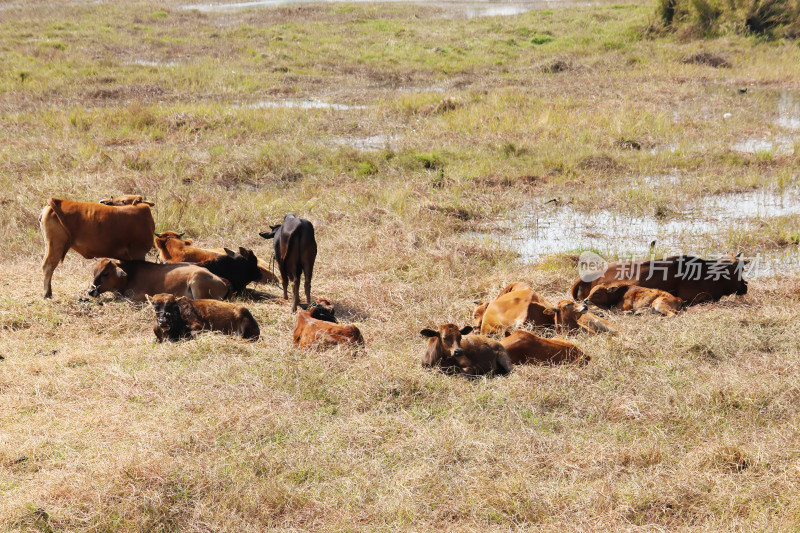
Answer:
[114,267,127,279]
[259,230,276,239]
[224,248,235,257]
[459,326,473,335]
[143,200,155,206]
[420,329,439,338]
[542,307,557,316]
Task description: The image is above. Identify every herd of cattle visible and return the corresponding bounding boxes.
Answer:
[38,194,750,377]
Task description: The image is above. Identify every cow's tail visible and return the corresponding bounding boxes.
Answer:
[43,198,73,263]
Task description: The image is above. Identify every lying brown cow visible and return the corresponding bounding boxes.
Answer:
[586,282,682,316]
[154,231,278,285]
[500,330,589,365]
[293,301,364,349]
[421,324,512,377]
[572,254,748,304]
[149,293,259,342]
[543,300,618,335]
[476,287,616,335]
[88,259,230,302]
[472,282,533,328]
[99,195,154,207]
[40,198,155,298]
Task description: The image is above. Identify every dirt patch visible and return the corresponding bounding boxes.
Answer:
[86,84,166,100]
[539,59,573,73]
[681,51,731,68]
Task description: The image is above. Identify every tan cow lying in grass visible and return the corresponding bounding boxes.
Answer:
[149,293,260,342]
[421,324,512,377]
[500,330,590,366]
[474,284,617,335]
[293,300,364,349]
[98,194,154,207]
[586,282,683,317]
[154,231,278,284]
[88,259,230,302]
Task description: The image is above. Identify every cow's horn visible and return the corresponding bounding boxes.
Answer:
[178,232,185,237]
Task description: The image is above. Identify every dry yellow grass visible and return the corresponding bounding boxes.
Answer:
[2,0,800,530]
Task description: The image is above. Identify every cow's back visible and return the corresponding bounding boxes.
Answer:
[47,199,154,260]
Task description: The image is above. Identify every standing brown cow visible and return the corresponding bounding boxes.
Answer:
[259,213,317,312]
[39,198,155,298]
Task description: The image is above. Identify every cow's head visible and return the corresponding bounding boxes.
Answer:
[586,283,629,307]
[258,224,282,240]
[542,300,588,330]
[420,323,473,370]
[472,301,489,329]
[99,195,154,207]
[154,231,190,247]
[147,293,181,331]
[88,259,127,297]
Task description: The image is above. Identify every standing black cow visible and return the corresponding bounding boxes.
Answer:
[259,213,317,312]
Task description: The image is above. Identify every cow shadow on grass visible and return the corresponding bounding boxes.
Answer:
[235,288,280,302]
[326,301,371,322]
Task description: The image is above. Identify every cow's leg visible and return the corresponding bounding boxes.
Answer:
[41,239,67,299]
[303,268,312,306]
[291,278,300,313]
[281,271,289,301]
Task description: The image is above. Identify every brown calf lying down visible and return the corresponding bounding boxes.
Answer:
[544,300,618,335]
[475,285,617,335]
[154,231,278,285]
[586,282,682,316]
[421,324,512,377]
[88,259,230,302]
[293,301,364,349]
[149,293,259,342]
[500,330,589,365]
[40,197,155,298]
[572,254,748,304]
[99,195,154,207]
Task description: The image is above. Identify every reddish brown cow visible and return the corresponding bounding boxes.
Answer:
[586,282,682,316]
[572,255,748,304]
[88,259,230,302]
[543,300,618,335]
[154,231,278,285]
[420,324,512,377]
[500,330,589,365]
[293,301,364,349]
[149,293,259,342]
[40,198,155,298]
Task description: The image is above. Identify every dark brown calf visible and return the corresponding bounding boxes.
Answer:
[572,254,748,304]
[149,293,259,342]
[420,324,512,377]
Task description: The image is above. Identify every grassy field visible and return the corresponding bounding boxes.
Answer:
[2,0,800,530]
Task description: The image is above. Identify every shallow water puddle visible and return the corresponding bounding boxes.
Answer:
[331,134,398,150]
[468,188,800,278]
[247,99,367,110]
[775,91,800,131]
[732,136,795,155]
[180,0,599,17]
